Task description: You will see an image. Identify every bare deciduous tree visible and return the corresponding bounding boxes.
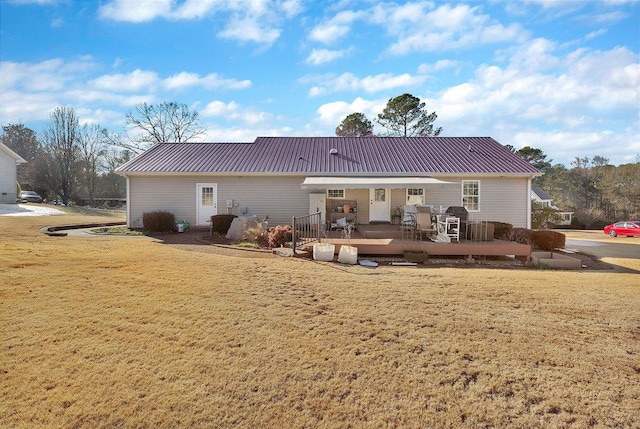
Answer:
[41,106,79,205]
[78,123,108,206]
[125,101,206,152]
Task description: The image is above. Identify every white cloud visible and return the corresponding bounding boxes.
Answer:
[199,123,296,142]
[308,10,364,44]
[0,57,254,130]
[375,3,527,55]
[432,42,639,165]
[98,0,173,23]
[417,59,462,74]
[279,0,304,18]
[309,23,350,45]
[218,16,281,45]
[315,96,386,129]
[172,0,221,20]
[201,100,240,117]
[7,0,61,4]
[510,129,640,166]
[305,48,350,66]
[304,72,427,97]
[0,57,95,92]
[91,69,160,92]
[89,69,252,93]
[585,28,608,40]
[164,72,252,90]
[201,100,273,126]
[98,0,302,46]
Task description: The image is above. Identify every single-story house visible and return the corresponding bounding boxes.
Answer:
[0,142,26,204]
[531,185,573,225]
[116,136,542,229]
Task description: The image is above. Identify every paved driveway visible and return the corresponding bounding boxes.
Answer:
[562,230,640,273]
[0,203,64,216]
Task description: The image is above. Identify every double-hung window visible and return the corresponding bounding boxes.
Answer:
[462,180,480,211]
[406,188,424,205]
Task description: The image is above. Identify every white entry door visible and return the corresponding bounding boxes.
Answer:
[369,188,390,222]
[196,183,217,226]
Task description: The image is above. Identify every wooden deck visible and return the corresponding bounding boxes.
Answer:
[313,223,531,258]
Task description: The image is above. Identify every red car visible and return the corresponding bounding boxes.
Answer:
[603,221,640,237]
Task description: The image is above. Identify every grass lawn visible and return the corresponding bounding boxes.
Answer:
[1,211,639,428]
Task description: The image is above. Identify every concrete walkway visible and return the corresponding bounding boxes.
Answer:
[0,203,64,216]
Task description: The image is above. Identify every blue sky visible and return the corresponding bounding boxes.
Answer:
[1,0,638,167]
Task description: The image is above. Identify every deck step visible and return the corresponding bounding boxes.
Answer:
[362,230,403,239]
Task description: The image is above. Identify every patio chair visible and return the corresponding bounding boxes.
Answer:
[401,211,417,240]
[415,212,436,240]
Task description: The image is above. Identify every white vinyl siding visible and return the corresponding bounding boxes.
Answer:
[125,174,531,228]
[0,152,18,204]
[475,178,529,227]
[128,175,323,227]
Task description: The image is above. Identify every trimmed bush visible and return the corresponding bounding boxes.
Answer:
[211,214,237,234]
[531,230,566,251]
[491,222,513,240]
[142,210,176,232]
[510,228,532,245]
[268,225,292,248]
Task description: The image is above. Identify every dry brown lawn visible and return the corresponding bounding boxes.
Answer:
[1,211,639,428]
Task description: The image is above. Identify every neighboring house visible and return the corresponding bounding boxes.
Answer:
[116,137,542,229]
[0,142,26,204]
[531,185,573,225]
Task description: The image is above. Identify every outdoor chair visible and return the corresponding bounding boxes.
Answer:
[415,212,436,240]
[401,210,417,240]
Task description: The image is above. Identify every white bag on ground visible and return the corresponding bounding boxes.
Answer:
[338,245,358,264]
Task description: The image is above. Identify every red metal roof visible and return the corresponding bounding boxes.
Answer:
[116,137,542,175]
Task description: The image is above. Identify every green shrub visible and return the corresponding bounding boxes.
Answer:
[211,214,237,234]
[491,222,513,240]
[531,230,566,251]
[268,225,292,248]
[531,202,565,229]
[142,210,176,232]
[510,228,532,245]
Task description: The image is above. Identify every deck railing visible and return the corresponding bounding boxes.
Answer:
[291,212,322,253]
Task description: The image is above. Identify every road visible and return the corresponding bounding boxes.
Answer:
[562,230,640,273]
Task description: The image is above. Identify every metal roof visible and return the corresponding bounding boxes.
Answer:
[116,137,542,176]
[531,185,552,200]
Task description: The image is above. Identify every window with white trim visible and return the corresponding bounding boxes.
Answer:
[327,189,345,199]
[406,188,424,205]
[462,180,480,211]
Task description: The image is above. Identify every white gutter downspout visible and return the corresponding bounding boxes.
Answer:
[526,177,532,229]
[125,174,131,228]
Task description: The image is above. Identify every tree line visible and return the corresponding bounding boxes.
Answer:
[509,146,639,228]
[1,102,203,206]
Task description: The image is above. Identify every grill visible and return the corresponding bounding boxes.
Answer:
[446,206,469,238]
[445,206,469,223]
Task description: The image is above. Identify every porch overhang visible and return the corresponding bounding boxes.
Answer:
[301,176,457,189]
